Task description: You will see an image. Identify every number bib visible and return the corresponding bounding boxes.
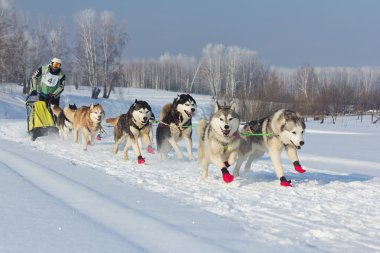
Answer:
[42,72,59,87]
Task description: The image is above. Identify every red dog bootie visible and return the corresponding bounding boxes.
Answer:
[280,176,292,187]
[147,145,155,154]
[87,140,91,145]
[221,167,234,183]
[293,161,306,173]
[138,156,145,164]
[96,134,101,141]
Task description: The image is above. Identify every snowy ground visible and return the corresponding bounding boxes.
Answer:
[1,85,380,252]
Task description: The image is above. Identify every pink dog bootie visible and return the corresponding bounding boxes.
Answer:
[221,167,234,183]
[138,156,145,164]
[293,161,306,173]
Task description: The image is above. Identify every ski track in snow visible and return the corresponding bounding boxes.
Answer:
[0,147,237,253]
[1,118,380,253]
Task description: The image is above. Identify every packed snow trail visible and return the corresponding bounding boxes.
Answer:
[0,139,266,253]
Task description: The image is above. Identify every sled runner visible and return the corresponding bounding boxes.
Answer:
[26,95,58,141]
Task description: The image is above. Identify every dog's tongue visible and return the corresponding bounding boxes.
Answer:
[222,129,230,137]
[185,111,192,117]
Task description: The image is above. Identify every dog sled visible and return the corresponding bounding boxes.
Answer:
[26,95,58,141]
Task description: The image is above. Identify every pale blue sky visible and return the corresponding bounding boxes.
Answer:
[13,0,380,67]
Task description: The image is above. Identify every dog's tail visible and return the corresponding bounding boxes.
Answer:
[159,103,171,121]
[106,116,120,126]
[197,118,208,161]
[63,106,76,123]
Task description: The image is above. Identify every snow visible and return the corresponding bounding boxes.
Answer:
[1,85,380,253]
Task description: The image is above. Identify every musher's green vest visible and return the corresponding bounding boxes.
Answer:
[33,64,65,96]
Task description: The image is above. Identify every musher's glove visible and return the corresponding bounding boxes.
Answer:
[46,94,55,102]
[30,90,38,96]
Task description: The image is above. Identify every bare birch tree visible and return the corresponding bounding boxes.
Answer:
[74,9,98,89]
[98,10,127,98]
[47,19,68,59]
[201,43,224,98]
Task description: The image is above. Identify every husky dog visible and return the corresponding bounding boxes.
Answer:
[106,99,154,164]
[198,102,240,183]
[72,103,105,150]
[50,104,77,139]
[233,109,306,187]
[156,94,197,160]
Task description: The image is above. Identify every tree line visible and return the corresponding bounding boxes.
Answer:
[1,1,379,121]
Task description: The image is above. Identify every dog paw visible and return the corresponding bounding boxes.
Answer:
[294,165,306,173]
[223,173,234,183]
[138,156,145,164]
[280,181,292,187]
[147,146,155,154]
[96,134,101,141]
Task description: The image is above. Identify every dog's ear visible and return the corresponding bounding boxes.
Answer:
[230,102,239,114]
[132,99,137,108]
[215,101,221,112]
[90,104,94,109]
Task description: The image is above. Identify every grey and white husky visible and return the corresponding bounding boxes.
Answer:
[156,94,197,160]
[197,102,240,183]
[233,109,306,187]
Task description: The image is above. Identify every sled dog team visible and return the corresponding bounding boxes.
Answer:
[50,94,306,187]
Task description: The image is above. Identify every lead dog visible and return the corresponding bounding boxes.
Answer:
[106,99,154,164]
[198,102,240,183]
[233,109,306,187]
[156,94,197,160]
[72,103,105,150]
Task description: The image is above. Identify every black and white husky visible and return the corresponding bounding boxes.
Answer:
[156,94,197,160]
[197,102,240,183]
[233,109,306,187]
[106,99,155,164]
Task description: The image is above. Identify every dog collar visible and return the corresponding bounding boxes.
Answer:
[132,118,148,131]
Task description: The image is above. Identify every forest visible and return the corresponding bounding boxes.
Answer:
[1,1,379,120]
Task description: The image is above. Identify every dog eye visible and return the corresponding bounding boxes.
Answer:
[220,118,224,121]
[228,118,233,121]
[292,131,296,135]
